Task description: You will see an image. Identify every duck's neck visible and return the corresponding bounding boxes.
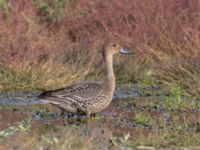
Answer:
[104,54,115,84]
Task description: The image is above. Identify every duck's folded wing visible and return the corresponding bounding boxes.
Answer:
[38,81,104,102]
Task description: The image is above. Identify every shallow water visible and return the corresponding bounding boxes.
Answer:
[0,87,200,149]
[0,97,199,133]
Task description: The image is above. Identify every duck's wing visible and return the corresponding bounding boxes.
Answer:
[38,81,104,113]
[39,81,103,99]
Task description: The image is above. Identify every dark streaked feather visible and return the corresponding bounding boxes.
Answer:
[38,81,105,113]
[39,81,103,100]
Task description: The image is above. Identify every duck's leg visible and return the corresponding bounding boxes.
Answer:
[83,113,91,136]
[85,113,97,122]
[60,109,66,126]
[90,113,96,119]
[78,113,90,125]
[86,113,92,124]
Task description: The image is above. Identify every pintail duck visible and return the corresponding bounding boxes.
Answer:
[38,42,134,116]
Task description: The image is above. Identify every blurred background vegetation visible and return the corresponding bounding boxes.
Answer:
[0,0,199,99]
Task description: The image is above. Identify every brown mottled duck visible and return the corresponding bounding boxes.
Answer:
[38,42,134,116]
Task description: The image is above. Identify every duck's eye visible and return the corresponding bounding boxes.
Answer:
[113,44,116,47]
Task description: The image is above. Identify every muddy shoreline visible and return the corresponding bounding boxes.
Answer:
[0,85,200,149]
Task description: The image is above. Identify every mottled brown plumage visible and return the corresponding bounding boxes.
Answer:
[38,42,134,115]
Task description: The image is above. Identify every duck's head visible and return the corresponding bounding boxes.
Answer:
[102,42,135,57]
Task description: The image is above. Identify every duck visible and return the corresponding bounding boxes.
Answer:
[38,41,134,116]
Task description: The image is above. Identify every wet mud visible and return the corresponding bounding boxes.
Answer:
[0,87,200,149]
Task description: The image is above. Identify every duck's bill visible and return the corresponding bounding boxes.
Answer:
[120,48,135,54]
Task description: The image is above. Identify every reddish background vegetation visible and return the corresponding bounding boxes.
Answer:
[0,0,200,97]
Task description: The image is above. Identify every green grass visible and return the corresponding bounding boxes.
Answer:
[138,70,154,87]
[0,57,93,91]
[133,111,200,147]
[0,118,31,137]
[134,112,151,126]
[161,86,200,111]
[0,123,97,150]
[35,0,68,22]
[0,68,44,91]
[0,0,11,17]
[131,129,200,148]
[118,133,133,147]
